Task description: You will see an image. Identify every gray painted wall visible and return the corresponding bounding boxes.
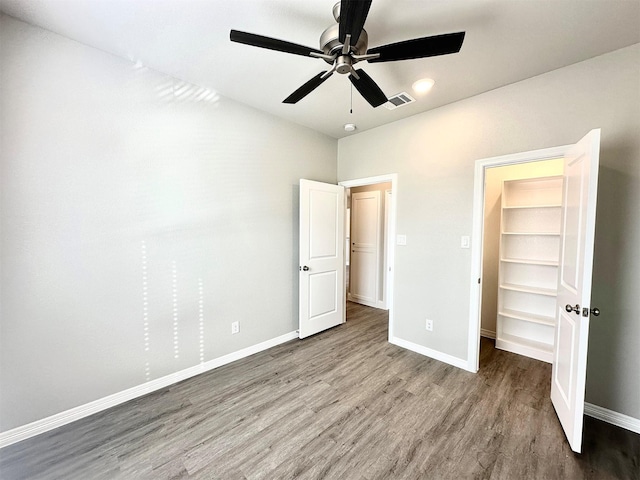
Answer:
[338,44,640,419]
[0,15,337,431]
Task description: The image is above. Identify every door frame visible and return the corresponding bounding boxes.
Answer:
[339,174,397,341]
[467,146,570,372]
[383,188,392,309]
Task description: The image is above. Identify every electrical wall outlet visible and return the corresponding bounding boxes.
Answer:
[231,321,239,334]
[426,319,433,331]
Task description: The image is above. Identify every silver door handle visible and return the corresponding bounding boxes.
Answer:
[302,266,310,272]
[565,304,580,315]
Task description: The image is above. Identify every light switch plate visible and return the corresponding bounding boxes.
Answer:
[397,234,407,246]
[461,235,470,249]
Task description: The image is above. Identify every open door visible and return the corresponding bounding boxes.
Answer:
[551,129,601,453]
[299,179,345,338]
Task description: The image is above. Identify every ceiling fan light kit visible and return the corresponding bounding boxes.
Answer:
[230,0,464,108]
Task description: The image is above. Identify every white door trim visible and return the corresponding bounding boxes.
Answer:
[383,189,392,309]
[339,174,398,341]
[467,146,569,372]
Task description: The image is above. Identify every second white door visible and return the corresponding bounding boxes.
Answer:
[349,190,380,307]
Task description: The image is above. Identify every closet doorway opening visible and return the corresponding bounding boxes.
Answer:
[479,158,564,362]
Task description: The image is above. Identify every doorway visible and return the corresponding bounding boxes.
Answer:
[479,159,563,346]
[339,174,397,340]
[346,182,392,310]
[467,144,570,372]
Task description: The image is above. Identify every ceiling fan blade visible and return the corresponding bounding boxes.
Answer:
[339,0,372,45]
[367,31,466,63]
[349,69,387,108]
[283,71,333,104]
[230,30,323,57]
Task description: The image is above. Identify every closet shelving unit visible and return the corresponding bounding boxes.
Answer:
[496,176,564,363]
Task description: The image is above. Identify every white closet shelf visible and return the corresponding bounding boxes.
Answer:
[502,204,562,210]
[501,231,560,236]
[500,258,559,266]
[499,308,556,326]
[499,283,557,296]
[496,334,553,363]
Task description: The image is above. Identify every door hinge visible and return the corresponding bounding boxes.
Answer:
[478,278,481,284]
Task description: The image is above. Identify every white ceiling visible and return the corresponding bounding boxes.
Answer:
[1,0,639,138]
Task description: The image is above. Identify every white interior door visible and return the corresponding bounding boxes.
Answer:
[551,129,601,453]
[349,190,380,307]
[299,179,345,339]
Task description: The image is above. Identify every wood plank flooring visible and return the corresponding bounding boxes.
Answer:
[1,302,638,479]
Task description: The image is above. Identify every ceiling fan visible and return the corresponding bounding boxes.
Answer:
[230,0,465,108]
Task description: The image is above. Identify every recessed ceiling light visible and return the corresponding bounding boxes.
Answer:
[412,78,435,94]
[344,123,357,132]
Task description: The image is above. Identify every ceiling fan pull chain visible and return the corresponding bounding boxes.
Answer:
[350,83,353,114]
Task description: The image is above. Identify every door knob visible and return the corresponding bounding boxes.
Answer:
[565,304,580,314]
[302,266,310,271]
[590,307,600,316]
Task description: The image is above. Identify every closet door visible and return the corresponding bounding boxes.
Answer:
[551,128,601,453]
[349,190,380,307]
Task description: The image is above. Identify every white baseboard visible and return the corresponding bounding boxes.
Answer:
[584,402,640,434]
[347,294,379,309]
[0,331,298,449]
[480,328,496,339]
[376,300,389,311]
[390,336,472,372]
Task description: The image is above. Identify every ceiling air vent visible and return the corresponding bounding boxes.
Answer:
[384,92,416,110]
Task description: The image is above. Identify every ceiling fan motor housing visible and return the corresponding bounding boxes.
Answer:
[319,24,368,66]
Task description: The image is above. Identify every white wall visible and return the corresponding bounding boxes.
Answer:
[481,159,563,337]
[338,44,640,420]
[0,15,337,432]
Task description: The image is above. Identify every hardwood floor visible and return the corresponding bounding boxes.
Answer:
[1,302,638,479]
